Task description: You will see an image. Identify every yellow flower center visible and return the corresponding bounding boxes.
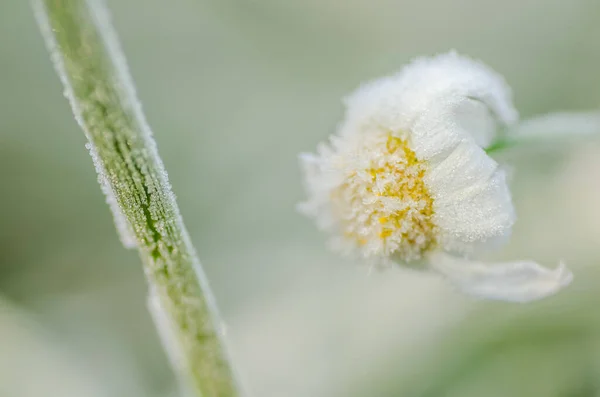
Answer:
[331,133,437,261]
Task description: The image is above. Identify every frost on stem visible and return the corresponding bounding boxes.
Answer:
[86,143,137,248]
[35,0,137,248]
[148,288,186,374]
[33,0,241,395]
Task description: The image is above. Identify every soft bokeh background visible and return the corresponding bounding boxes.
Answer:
[2,0,600,396]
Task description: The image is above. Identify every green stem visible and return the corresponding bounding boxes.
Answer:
[33,1,242,395]
[486,111,600,155]
[484,137,518,154]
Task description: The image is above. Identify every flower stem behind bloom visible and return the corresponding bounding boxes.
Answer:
[486,111,600,154]
[33,1,242,395]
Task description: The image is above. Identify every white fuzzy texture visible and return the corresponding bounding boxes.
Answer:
[299,52,573,302]
[301,52,517,258]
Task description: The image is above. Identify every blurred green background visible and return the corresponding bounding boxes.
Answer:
[1,0,600,396]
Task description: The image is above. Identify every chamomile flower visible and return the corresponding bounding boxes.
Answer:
[299,52,575,303]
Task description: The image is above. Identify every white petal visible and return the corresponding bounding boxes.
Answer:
[454,98,498,148]
[428,252,573,302]
[341,52,518,153]
[297,152,339,230]
[425,142,515,254]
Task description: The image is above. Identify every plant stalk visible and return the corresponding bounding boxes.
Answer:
[33,1,242,395]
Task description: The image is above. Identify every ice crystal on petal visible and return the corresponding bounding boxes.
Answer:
[300,52,516,263]
[299,52,573,302]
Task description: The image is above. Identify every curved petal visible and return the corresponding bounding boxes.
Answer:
[428,252,573,302]
[425,141,515,254]
[340,52,517,153]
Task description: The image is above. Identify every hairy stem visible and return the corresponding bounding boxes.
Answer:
[33,0,241,395]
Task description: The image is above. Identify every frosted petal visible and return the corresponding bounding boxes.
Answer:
[429,252,573,302]
[341,52,518,160]
[425,142,515,254]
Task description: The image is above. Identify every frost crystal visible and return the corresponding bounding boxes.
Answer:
[299,52,573,302]
[85,143,137,248]
[147,288,185,372]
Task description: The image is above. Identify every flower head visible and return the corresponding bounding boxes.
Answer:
[299,52,573,302]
